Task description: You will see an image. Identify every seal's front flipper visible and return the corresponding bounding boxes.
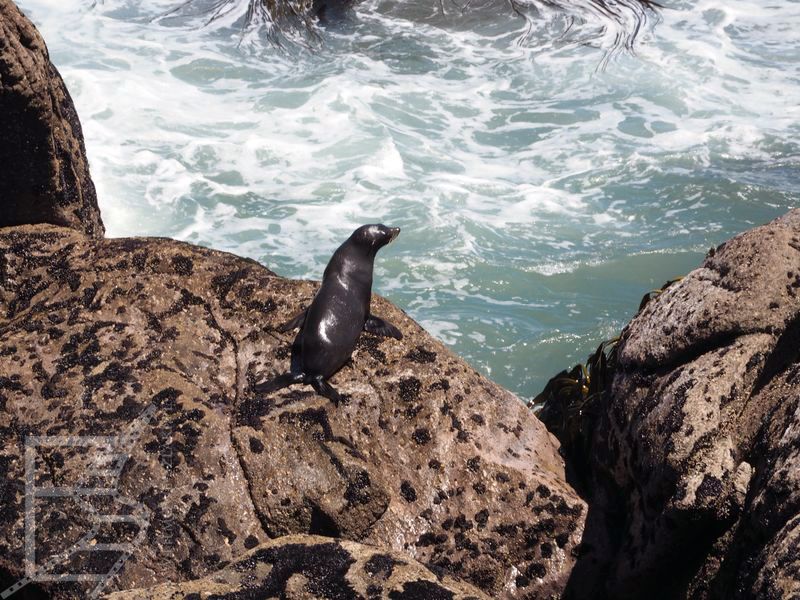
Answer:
[254,372,303,395]
[364,314,402,340]
[310,376,344,406]
[277,309,307,333]
[289,332,303,375]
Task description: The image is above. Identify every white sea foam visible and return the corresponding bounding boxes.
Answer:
[16,0,800,398]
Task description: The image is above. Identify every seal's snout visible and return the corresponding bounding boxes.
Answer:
[353,223,400,250]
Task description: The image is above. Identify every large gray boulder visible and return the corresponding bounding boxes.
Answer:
[551,210,800,599]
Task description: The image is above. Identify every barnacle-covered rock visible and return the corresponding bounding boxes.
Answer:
[559,210,800,599]
[103,534,490,599]
[0,224,585,599]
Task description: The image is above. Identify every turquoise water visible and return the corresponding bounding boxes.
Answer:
[18,0,800,402]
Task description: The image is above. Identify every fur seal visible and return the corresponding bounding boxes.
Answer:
[255,224,402,404]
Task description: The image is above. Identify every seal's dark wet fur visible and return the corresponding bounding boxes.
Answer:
[255,224,402,404]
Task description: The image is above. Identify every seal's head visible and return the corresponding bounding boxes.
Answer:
[349,224,400,255]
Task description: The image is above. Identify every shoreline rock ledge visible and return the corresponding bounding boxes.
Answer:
[544,209,800,599]
[0,2,585,598]
[0,224,585,600]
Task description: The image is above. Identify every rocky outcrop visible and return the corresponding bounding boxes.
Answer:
[0,0,103,237]
[103,534,489,599]
[0,224,585,599]
[0,4,585,597]
[547,210,800,599]
[3,3,796,593]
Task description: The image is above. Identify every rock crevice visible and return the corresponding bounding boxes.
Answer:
[544,210,800,599]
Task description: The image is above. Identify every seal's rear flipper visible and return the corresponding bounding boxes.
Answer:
[254,372,303,395]
[310,376,344,405]
[364,315,402,340]
[277,309,307,333]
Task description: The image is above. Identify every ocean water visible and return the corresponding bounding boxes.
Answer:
[17,0,800,402]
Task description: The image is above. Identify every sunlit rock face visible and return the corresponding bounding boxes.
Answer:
[104,534,491,599]
[0,223,584,598]
[0,2,586,597]
[551,209,800,599]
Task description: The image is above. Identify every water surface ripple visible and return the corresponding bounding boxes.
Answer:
[18,0,800,400]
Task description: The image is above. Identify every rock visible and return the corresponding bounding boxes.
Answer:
[0,4,584,595]
[549,210,800,598]
[0,0,104,237]
[102,534,490,599]
[0,224,585,599]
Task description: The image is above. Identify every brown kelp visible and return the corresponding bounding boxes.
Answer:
[531,338,618,483]
[533,276,680,488]
[515,0,662,66]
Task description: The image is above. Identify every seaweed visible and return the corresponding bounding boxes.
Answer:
[637,276,683,312]
[151,0,661,56]
[531,338,618,460]
[532,277,682,488]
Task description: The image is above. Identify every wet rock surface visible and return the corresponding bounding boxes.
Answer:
[103,534,489,599]
[554,210,800,599]
[0,224,584,599]
[0,0,104,237]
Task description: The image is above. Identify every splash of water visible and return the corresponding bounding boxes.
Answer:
[16,0,800,401]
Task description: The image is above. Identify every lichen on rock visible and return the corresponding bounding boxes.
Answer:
[103,534,490,599]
